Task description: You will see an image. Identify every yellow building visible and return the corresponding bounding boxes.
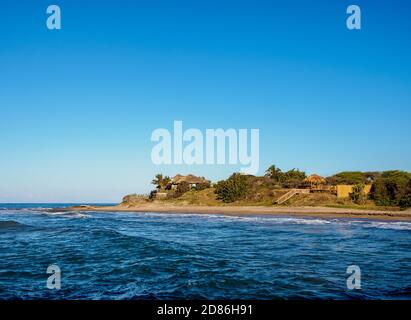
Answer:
[336,185,372,198]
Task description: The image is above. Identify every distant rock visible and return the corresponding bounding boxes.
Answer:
[120,194,150,207]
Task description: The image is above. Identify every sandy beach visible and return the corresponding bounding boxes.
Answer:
[60,203,411,221]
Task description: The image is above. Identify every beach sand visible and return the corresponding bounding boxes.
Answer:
[58,203,411,221]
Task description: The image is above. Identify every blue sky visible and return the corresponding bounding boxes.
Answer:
[1,0,410,202]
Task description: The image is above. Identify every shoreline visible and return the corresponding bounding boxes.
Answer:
[57,203,411,221]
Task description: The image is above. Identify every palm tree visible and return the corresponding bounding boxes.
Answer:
[151,173,163,188]
[162,176,171,188]
[265,165,282,180]
[151,174,171,189]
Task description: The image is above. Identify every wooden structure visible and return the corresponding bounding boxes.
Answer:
[170,174,209,189]
[303,174,327,191]
[336,184,372,198]
[275,188,310,204]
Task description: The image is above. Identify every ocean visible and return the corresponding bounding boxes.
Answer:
[1,203,411,300]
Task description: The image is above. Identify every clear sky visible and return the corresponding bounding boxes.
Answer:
[1,0,410,202]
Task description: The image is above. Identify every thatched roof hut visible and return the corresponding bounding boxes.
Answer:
[171,174,184,183]
[171,174,209,185]
[303,174,326,185]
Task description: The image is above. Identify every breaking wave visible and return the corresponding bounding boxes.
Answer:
[365,221,411,231]
[0,220,29,230]
[42,211,91,219]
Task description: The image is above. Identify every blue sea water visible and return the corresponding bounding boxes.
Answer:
[0,203,411,300]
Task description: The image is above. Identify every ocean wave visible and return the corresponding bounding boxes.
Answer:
[216,215,332,225]
[364,221,411,231]
[11,208,411,230]
[0,220,29,230]
[140,212,411,230]
[323,219,411,231]
[1,208,411,300]
[41,211,91,219]
[140,212,332,226]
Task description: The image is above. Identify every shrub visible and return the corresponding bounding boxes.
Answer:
[214,173,249,203]
[370,171,411,206]
[399,194,411,209]
[174,181,191,197]
[265,165,306,188]
[282,169,307,188]
[349,183,367,204]
[195,182,211,191]
[326,172,368,185]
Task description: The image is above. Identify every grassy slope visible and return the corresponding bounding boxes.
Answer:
[157,188,399,211]
[281,192,400,211]
[121,186,399,211]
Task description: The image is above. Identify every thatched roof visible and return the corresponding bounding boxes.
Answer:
[303,174,326,184]
[171,174,208,184]
[171,174,184,183]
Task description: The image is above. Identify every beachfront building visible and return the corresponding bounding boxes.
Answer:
[303,174,326,187]
[302,174,372,197]
[335,184,372,198]
[303,174,329,192]
[169,174,210,190]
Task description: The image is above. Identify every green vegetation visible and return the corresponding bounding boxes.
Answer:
[349,183,366,205]
[151,173,171,189]
[194,181,211,191]
[146,168,411,209]
[265,165,306,188]
[265,165,283,183]
[174,181,191,197]
[326,171,380,185]
[168,188,220,206]
[370,171,411,207]
[399,193,411,209]
[214,173,250,203]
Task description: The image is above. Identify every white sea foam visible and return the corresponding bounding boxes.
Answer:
[365,221,411,231]
[139,211,411,230]
[219,215,332,226]
[325,219,411,231]
[140,212,332,226]
[43,211,91,219]
[44,211,68,215]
